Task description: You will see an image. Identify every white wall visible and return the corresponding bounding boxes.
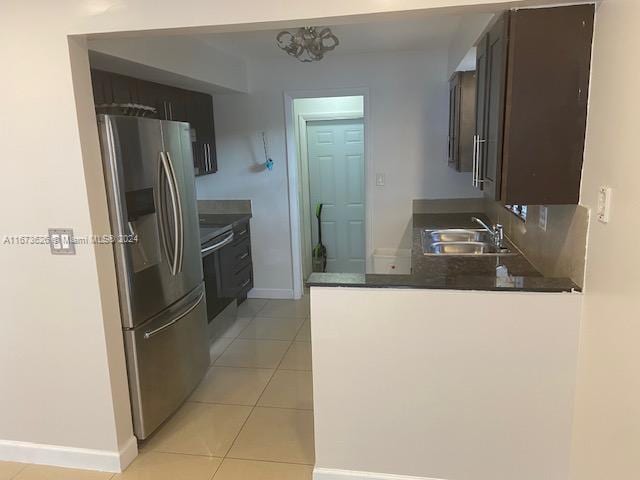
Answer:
[0,31,135,472]
[197,48,481,293]
[88,36,248,93]
[311,287,582,480]
[447,13,494,76]
[570,0,640,478]
[293,96,365,279]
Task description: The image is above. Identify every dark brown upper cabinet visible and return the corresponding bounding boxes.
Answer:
[473,4,595,204]
[448,71,476,172]
[90,68,218,176]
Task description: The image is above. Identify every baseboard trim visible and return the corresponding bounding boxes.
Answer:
[0,436,138,473]
[314,467,446,480]
[247,288,295,299]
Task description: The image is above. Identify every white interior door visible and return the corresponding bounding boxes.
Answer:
[307,119,365,273]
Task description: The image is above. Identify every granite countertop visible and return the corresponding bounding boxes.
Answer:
[199,212,252,228]
[198,212,252,245]
[307,212,580,293]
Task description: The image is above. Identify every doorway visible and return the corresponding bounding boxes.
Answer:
[287,94,368,287]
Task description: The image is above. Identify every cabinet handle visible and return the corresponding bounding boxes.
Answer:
[169,102,173,120]
[238,229,248,237]
[163,101,168,119]
[239,278,251,288]
[472,135,478,186]
[206,144,211,171]
[473,136,487,187]
[238,252,249,260]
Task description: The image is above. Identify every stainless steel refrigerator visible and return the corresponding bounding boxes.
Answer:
[97,115,209,440]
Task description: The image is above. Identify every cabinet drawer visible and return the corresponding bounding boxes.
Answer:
[220,236,252,273]
[232,222,250,244]
[221,262,253,298]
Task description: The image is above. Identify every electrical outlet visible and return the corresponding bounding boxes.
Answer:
[538,206,548,231]
[48,228,76,255]
[597,186,613,223]
[376,173,385,186]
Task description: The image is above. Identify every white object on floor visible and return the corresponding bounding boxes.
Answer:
[371,248,411,274]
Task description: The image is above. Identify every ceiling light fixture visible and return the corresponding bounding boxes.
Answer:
[276,27,339,62]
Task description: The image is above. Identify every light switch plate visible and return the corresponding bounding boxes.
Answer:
[538,206,548,231]
[597,186,612,223]
[376,173,385,186]
[49,228,76,255]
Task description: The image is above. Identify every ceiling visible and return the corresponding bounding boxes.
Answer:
[196,14,465,61]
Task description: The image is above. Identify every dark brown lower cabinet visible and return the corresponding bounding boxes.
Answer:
[448,71,476,172]
[219,221,253,303]
[474,4,595,204]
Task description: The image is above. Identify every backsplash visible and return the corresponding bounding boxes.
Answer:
[413,198,589,288]
[484,200,588,288]
[197,199,252,215]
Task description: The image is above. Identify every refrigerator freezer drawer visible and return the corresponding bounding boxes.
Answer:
[124,284,209,440]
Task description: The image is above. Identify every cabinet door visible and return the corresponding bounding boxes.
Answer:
[482,13,509,199]
[474,36,488,190]
[448,74,460,169]
[110,72,136,105]
[203,96,217,173]
[185,92,205,175]
[136,79,162,118]
[90,69,107,106]
[191,93,217,174]
[458,71,476,173]
[501,5,594,204]
[167,87,189,122]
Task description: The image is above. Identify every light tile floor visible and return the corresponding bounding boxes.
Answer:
[0,297,313,480]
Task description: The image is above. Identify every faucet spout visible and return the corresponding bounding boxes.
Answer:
[471,216,493,233]
[471,216,504,249]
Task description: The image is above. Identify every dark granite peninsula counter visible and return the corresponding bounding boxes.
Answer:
[307,212,580,293]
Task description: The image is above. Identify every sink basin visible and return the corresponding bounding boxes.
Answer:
[421,229,515,256]
[428,229,493,243]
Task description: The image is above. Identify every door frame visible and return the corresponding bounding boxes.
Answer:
[284,88,372,299]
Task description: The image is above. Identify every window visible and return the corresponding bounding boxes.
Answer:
[505,204,527,221]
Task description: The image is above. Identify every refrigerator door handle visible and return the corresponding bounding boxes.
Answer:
[143,290,205,340]
[158,151,181,275]
[165,151,184,273]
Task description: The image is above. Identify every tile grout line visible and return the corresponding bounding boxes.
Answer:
[223,455,314,467]
[7,462,28,480]
[221,334,297,460]
[210,308,260,365]
[221,307,310,463]
[206,455,224,480]
[145,449,314,467]
[188,399,313,412]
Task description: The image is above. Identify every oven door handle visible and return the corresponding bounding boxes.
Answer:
[201,231,234,255]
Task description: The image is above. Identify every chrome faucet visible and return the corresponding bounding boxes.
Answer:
[472,216,504,249]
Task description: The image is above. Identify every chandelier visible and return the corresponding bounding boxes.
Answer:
[276,27,340,62]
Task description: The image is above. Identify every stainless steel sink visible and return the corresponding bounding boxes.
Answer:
[421,229,515,256]
[427,228,493,243]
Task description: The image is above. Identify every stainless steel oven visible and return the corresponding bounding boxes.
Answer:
[201,227,236,333]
